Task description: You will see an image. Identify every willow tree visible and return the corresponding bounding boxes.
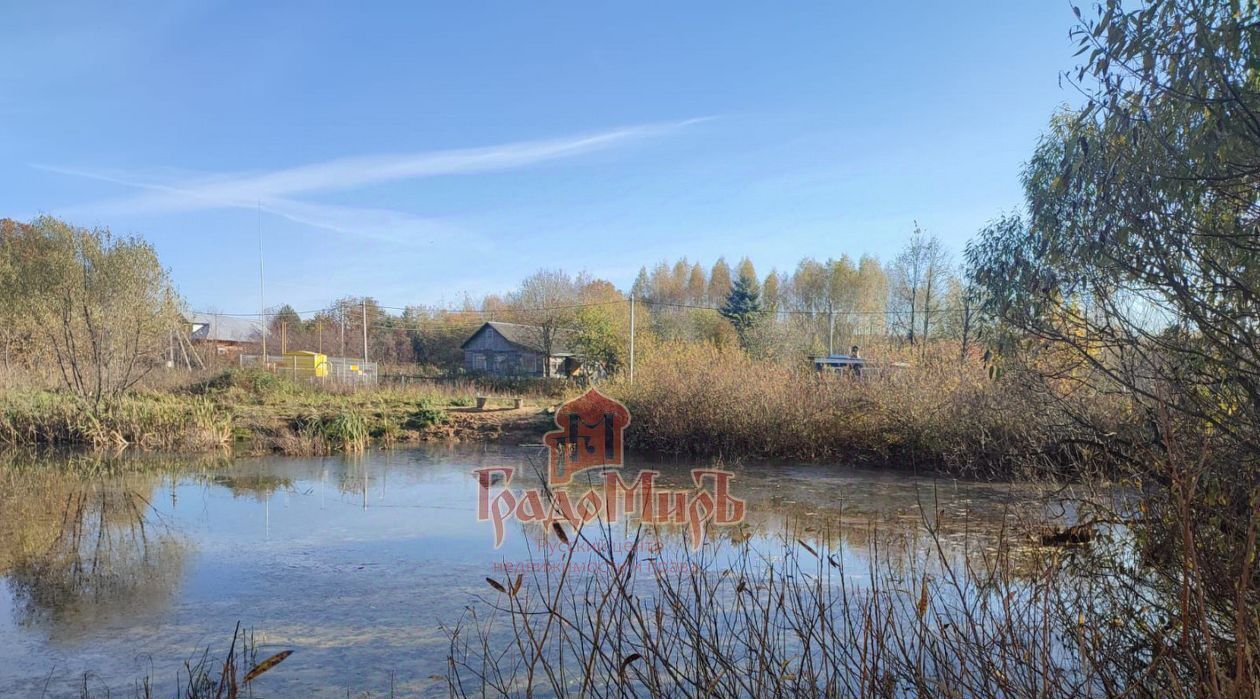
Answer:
[0,219,36,371]
[2,216,181,411]
[967,1,1259,690]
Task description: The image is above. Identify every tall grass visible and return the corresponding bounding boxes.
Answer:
[0,368,459,454]
[614,342,1133,475]
[0,391,231,451]
[296,409,370,453]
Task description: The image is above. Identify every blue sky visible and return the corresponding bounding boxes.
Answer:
[0,2,1081,314]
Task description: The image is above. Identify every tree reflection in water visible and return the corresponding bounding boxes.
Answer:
[0,454,190,634]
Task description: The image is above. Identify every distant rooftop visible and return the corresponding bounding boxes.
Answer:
[463,321,575,356]
[189,313,263,344]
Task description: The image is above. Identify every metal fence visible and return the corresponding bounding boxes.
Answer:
[239,354,378,385]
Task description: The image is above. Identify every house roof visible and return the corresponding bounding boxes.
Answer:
[461,321,575,356]
[189,313,264,344]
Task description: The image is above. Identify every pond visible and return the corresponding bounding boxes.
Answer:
[0,446,1066,697]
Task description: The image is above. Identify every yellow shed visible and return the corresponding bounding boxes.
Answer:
[281,350,328,378]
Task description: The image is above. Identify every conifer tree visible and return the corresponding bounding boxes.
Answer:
[720,270,763,349]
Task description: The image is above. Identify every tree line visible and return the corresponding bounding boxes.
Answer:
[1,213,986,384]
[254,224,978,375]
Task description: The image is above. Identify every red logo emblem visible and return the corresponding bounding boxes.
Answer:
[542,388,631,485]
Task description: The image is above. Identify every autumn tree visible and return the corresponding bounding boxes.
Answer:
[510,269,578,377]
[686,263,707,304]
[855,255,888,338]
[762,270,781,314]
[785,256,859,355]
[0,216,181,411]
[707,258,733,305]
[0,219,37,372]
[889,224,950,345]
[630,267,650,300]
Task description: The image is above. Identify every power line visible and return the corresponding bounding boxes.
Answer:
[639,299,972,317]
[186,299,628,319]
[187,297,969,322]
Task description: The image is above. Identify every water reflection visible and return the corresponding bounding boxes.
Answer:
[7,489,185,633]
[0,452,213,638]
[0,446,1067,697]
[208,472,294,500]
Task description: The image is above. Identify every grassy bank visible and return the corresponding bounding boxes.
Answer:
[0,369,551,455]
[2,350,1139,476]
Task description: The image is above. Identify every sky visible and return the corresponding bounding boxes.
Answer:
[0,2,1083,315]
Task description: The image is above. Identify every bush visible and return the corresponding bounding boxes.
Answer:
[294,409,369,453]
[404,401,447,430]
[189,369,297,398]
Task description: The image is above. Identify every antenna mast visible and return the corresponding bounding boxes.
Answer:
[259,201,266,361]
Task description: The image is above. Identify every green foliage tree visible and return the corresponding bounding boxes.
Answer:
[720,270,764,350]
[967,1,1260,685]
[571,306,622,378]
[269,304,303,352]
[569,277,627,378]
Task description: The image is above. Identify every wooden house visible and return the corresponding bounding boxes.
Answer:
[460,321,579,377]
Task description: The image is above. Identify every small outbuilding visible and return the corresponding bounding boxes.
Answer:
[189,313,263,359]
[280,350,329,378]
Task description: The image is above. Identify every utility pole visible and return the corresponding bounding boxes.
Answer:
[281,321,287,354]
[318,320,323,354]
[258,201,266,362]
[361,300,369,362]
[628,296,635,385]
[828,307,835,357]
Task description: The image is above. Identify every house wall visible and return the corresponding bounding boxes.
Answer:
[192,339,252,362]
[463,328,545,376]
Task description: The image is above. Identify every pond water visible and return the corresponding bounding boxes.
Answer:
[0,446,1063,697]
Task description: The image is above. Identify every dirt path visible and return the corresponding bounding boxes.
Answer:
[421,406,554,444]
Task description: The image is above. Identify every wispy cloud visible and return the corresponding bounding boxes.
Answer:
[35,118,707,242]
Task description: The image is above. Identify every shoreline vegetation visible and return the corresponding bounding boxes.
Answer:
[3,343,1127,480]
[0,368,557,456]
